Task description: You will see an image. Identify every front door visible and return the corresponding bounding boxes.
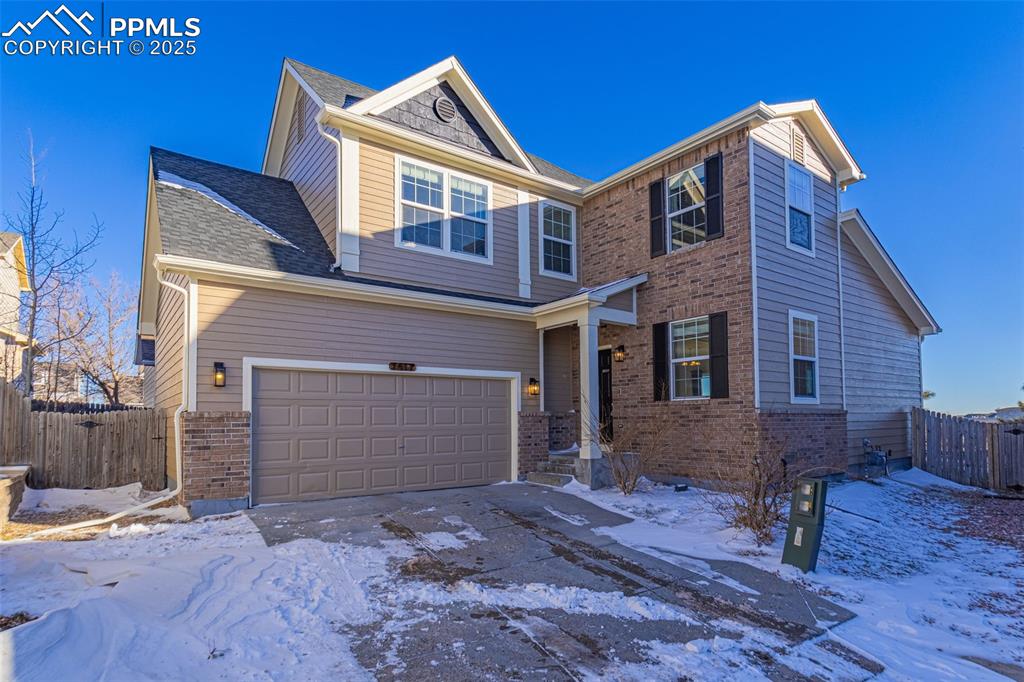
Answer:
[598,349,613,441]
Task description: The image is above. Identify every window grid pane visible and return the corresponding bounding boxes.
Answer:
[667,163,706,251]
[543,205,573,242]
[450,217,487,257]
[543,239,572,274]
[792,318,816,357]
[401,205,443,249]
[401,162,443,209]
[450,176,488,220]
[788,166,813,214]
[673,359,711,398]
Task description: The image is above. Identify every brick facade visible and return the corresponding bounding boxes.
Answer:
[181,411,251,503]
[580,129,765,480]
[759,410,848,477]
[548,411,579,451]
[517,412,550,477]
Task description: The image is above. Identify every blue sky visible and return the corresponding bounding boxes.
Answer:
[1,1,1021,414]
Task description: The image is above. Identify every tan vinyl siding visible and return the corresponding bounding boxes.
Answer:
[142,366,155,407]
[281,89,337,254]
[0,253,20,335]
[194,281,541,412]
[543,325,574,413]
[752,138,843,409]
[530,197,581,303]
[153,272,188,482]
[358,139,525,299]
[751,119,833,183]
[840,231,922,465]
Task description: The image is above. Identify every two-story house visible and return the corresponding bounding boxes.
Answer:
[0,232,31,384]
[136,57,938,514]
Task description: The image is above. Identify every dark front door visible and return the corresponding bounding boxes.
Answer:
[598,348,613,441]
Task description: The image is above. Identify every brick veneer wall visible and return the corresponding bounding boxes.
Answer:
[518,412,549,477]
[759,410,848,477]
[181,411,251,502]
[548,411,579,451]
[582,129,762,480]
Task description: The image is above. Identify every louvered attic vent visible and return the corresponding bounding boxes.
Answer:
[791,127,806,165]
[434,96,457,123]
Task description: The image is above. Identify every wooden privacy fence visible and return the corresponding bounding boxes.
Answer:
[912,407,1024,491]
[0,378,166,490]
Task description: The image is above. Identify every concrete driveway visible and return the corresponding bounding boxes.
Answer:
[246,484,868,680]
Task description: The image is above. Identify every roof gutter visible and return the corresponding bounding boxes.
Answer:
[153,254,536,321]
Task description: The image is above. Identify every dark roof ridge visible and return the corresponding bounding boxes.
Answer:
[150,147,293,185]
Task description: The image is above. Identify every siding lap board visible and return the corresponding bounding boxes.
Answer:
[752,129,843,409]
[281,89,338,254]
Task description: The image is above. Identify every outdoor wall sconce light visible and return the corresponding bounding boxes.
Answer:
[527,378,540,396]
[613,345,626,362]
[213,362,226,388]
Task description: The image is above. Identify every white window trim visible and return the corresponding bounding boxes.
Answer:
[784,160,815,258]
[788,309,820,405]
[669,315,711,401]
[537,198,577,282]
[393,154,494,265]
[665,162,707,252]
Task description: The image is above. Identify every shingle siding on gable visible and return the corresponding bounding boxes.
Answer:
[752,137,843,410]
[840,230,922,466]
[375,82,505,160]
[281,89,338,256]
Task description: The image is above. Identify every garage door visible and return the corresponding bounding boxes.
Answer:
[251,369,512,504]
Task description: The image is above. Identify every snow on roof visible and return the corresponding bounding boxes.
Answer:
[156,171,301,251]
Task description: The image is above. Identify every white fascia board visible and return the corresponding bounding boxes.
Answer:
[137,168,160,334]
[324,105,583,202]
[347,56,536,174]
[262,61,325,176]
[839,209,940,335]
[582,103,775,196]
[768,100,864,188]
[153,254,535,321]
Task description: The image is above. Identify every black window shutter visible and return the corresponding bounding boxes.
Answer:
[649,180,666,257]
[704,153,724,240]
[652,322,668,401]
[709,311,729,398]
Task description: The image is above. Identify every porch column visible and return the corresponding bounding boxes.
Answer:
[578,317,601,460]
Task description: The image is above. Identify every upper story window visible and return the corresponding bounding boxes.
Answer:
[667,162,706,249]
[539,200,576,280]
[670,316,710,399]
[396,156,492,263]
[786,161,814,254]
[789,310,819,403]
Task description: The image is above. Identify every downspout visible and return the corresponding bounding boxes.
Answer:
[28,273,190,537]
[317,110,344,272]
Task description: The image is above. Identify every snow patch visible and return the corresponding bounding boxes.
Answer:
[543,505,589,526]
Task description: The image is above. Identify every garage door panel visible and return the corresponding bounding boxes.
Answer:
[253,369,512,504]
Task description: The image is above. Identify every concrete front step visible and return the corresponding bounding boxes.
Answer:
[526,472,575,487]
[537,462,576,476]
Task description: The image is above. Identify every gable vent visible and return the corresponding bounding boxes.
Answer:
[791,126,806,165]
[434,96,457,123]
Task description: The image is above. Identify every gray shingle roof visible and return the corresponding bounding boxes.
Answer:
[285,58,591,187]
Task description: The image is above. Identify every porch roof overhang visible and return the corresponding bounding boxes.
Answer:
[534,274,648,329]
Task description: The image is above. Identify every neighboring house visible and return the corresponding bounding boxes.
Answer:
[33,363,144,405]
[136,56,939,513]
[0,232,31,384]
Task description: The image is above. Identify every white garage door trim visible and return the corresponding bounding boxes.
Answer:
[241,357,522,505]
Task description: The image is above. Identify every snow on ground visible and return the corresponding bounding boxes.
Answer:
[17,483,190,522]
[0,514,412,681]
[565,469,1024,681]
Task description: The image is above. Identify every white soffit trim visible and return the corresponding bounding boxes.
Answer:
[839,209,940,335]
[154,254,535,321]
[767,100,864,188]
[347,56,536,174]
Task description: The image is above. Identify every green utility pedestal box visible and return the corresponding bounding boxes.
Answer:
[782,477,828,573]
